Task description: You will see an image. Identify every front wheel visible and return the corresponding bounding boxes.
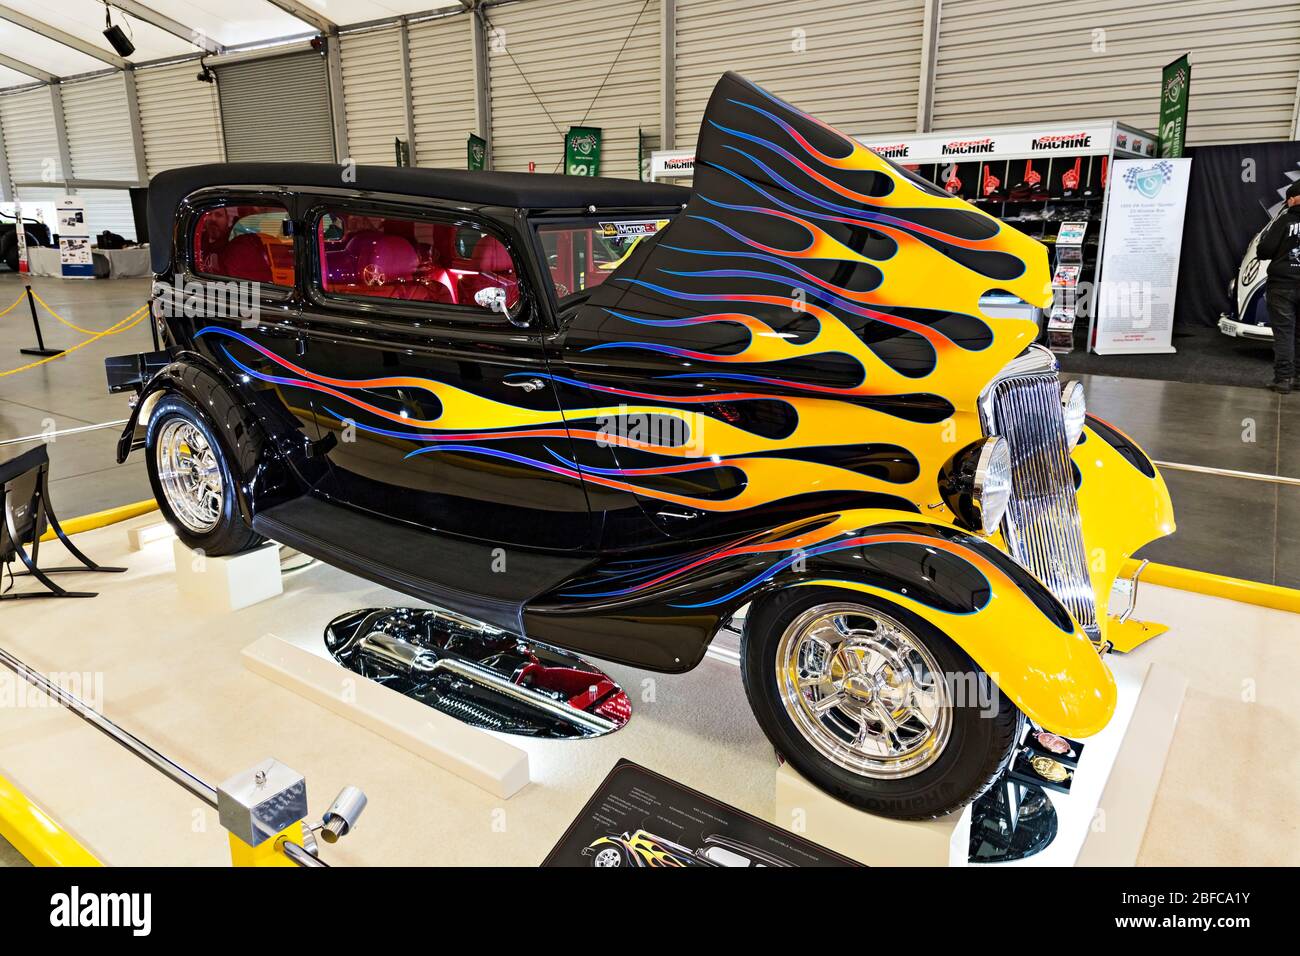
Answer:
[145,393,264,556]
[742,587,1023,820]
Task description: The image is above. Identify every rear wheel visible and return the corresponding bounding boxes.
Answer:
[742,586,1023,820]
[145,393,263,556]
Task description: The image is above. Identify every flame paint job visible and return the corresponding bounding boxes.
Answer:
[144,72,1172,743]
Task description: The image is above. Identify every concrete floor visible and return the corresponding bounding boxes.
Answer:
[1,273,1296,586]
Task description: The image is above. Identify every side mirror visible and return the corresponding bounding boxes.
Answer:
[474,286,529,328]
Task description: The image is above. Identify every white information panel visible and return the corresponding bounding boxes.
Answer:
[56,195,94,279]
[1093,158,1192,354]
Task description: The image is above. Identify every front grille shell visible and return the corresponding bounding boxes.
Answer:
[979,347,1099,641]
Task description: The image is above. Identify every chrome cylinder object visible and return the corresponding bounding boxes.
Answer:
[321,785,368,843]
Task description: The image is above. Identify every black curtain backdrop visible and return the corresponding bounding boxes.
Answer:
[1175,140,1300,328]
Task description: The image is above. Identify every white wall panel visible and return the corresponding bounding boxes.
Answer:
[674,0,925,149]
[61,73,139,238]
[135,59,225,177]
[340,26,409,166]
[933,0,1300,145]
[0,87,61,204]
[486,0,660,179]
[409,12,476,169]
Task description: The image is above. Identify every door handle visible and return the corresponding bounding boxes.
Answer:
[505,378,546,393]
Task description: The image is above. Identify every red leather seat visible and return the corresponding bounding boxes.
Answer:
[215,233,273,283]
[458,236,519,308]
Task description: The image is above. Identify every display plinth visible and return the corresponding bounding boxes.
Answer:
[776,763,966,865]
[172,538,282,612]
[128,519,174,552]
[241,634,531,799]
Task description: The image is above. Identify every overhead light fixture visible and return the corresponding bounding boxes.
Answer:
[196,62,214,84]
[103,3,136,57]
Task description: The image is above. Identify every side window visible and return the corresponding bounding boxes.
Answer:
[317,208,520,311]
[192,204,295,286]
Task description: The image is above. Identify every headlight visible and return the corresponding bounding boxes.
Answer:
[1061,381,1086,447]
[939,437,1012,535]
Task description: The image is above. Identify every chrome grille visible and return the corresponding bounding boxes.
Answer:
[984,356,1099,640]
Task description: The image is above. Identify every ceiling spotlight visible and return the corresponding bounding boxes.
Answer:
[103,3,136,57]
[196,64,214,84]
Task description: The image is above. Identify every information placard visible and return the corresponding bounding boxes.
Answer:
[56,195,94,279]
[1093,158,1192,354]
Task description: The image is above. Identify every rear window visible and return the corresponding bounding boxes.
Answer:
[537,217,671,306]
[317,209,520,311]
[192,203,295,286]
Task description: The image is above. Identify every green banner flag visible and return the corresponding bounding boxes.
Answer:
[1158,54,1191,159]
[467,133,487,171]
[565,127,602,176]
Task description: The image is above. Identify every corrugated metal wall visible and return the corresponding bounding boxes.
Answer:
[485,0,660,178]
[217,50,335,163]
[932,0,1300,144]
[340,26,408,165]
[135,59,225,177]
[0,87,62,206]
[674,0,926,149]
[61,73,139,238]
[409,12,477,169]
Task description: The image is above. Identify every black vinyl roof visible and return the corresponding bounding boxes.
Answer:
[147,162,690,273]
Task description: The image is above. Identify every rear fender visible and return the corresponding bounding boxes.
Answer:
[527,507,1116,736]
[116,355,292,522]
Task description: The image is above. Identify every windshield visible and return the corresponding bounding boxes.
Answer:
[536,215,675,307]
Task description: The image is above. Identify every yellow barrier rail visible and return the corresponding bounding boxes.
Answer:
[0,772,102,867]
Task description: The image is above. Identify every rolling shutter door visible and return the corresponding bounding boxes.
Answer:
[486,0,660,179]
[135,59,225,177]
[340,27,407,165]
[932,0,1300,145]
[409,12,476,169]
[216,50,335,162]
[61,74,140,239]
[0,87,62,206]
[674,0,925,149]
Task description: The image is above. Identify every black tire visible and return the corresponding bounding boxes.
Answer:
[145,393,264,556]
[742,586,1023,820]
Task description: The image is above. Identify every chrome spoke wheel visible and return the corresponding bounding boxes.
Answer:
[776,603,952,779]
[592,847,622,867]
[155,419,223,535]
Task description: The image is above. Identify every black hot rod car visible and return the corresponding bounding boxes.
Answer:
[108,73,1172,819]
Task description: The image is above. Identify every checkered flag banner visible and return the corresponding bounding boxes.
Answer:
[1123,160,1174,189]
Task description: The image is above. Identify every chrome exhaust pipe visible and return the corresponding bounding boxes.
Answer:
[357,632,617,736]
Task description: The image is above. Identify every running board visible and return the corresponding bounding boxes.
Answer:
[252,497,592,634]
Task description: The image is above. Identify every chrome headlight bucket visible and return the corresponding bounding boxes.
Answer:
[939,437,1013,535]
[1061,380,1086,447]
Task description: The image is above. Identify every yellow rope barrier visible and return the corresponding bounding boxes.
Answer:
[28,290,119,336]
[0,291,25,318]
[0,305,148,378]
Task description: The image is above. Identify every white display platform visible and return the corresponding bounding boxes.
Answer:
[128,519,174,552]
[242,633,531,799]
[1,513,1289,867]
[773,657,1186,866]
[172,537,282,612]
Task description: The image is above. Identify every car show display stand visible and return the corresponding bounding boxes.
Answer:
[172,538,282,612]
[241,634,531,799]
[774,658,1186,866]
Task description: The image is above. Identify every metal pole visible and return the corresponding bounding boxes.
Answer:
[20,284,62,357]
[0,645,219,808]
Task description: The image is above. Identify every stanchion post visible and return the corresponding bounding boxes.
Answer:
[19,285,64,358]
